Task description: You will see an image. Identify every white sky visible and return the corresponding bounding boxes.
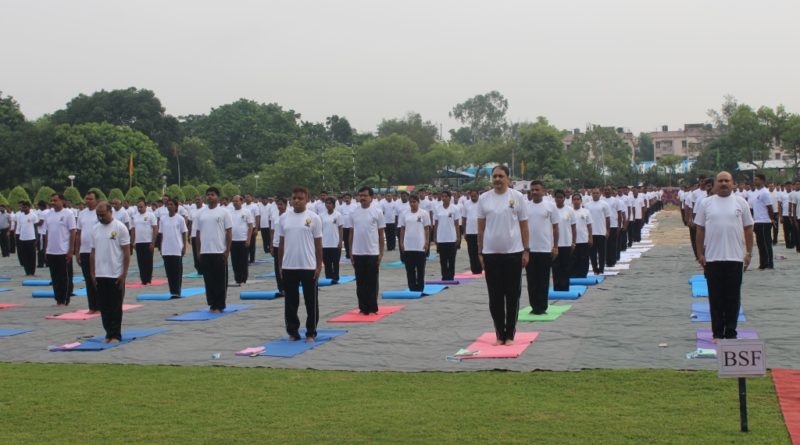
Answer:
[1,0,798,135]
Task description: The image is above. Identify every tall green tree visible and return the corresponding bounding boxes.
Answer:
[377,112,438,151]
[326,115,354,145]
[64,186,83,205]
[517,117,567,180]
[636,133,654,162]
[449,91,509,142]
[108,188,125,202]
[0,92,37,188]
[7,186,31,210]
[356,135,422,186]
[173,136,218,184]
[259,144,322,196]
[125,186,146,203]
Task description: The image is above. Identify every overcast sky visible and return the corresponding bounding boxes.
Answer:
[2,0,798,136]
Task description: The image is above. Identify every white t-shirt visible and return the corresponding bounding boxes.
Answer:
[779,191,791,217]
[258,203,271,228]
[43,209,76,254]
[603,196,620,228]
[434,204,461,243]
[574,207,593,244]
[272,212,284,248]
[584,199,610,235]
[319,210,343,248]
[112,208,131,228]
[394,200,410,223]
[37,209,49,236]
[278,210,322,270]
[132,211,157,244]
[476,189,528,254]
[229,208,255,242]
[399,208,431,252]
[694,195,754,262]
[382,200,397,224]
[195,206,233,254]
[339,202,355,229]
[159,214,188,256]
[14,211,39,241]
[92,219,131,278]
[526,200,559,253]
[350,205,386,255]
[790,191,800,218]
[751,187,772,223]
[76,208,98,253]
[462,199,480,235]
[556,206,577,247]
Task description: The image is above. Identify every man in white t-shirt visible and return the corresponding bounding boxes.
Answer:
[159,198,189,298]
[90,201,131,343]
[382,193,398,252]
[278,186,323,342]
[244,193,260,264]
[461,190,482,274]
[525,181,559,314]
[751,174,776,270]
[15,200,39,277]
[43,193,77,306]
[111,199,131,229]
[584,188,610,275]
[778,182,795,249]
[0,204,11,258]
[258,197,272,255]
[229,195,255,286]
[433,191,461,281]
[694,171,754,340]
[76,191,100,313]
[339,193,355,259]
[194,187,233,312]
[349,187,386,315]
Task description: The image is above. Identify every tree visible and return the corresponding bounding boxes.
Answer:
[321,145,357,193]
[782,114,800,177]
[166,184,185,201]
[567,126,634,185]
[636,133,654,162]
[108,188,125,202]
[125,186,145,203]
[517,117,567,180]
[172,136,218,184]
[0,92,37,188]
[7,186,31,210]
[146,191,161,203]
[422,142,466,178]
[449,91,509,142]
[658,154,684,186]
[44,122,167,192]
[221,182,240,199]
[377,112,438,151]
[196,184,210,196]
[0,191,8,206]
[326,115,354,145]
[64,186,83,205]
[728,104,772,167]
[259,145,322,196]
[89,187,108,202]
[181,184,200,200]
[357,135,422,186]
[34,186,57,205]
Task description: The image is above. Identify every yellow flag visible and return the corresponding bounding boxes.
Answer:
[520,160,526,176]
[128,153,134,188]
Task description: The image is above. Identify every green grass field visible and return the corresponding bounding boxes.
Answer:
[0,364,790,444]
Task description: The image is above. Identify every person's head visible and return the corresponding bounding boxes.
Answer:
[291,187,309,212]
[162,194,170,204]
[409,194,420,211]
[206,187,220,206]
[167,198,179,216]
[232,195,243,210]
[319,191,328,201]
[111,199,122,211]
[400,191,409,203]
[137,199,147,213]
[85,190,98,210]
[591,188,601,201]
[754,174,766,188]
[603,186,614,198]
[37,200,47,211]
[703,178,714,193]
[325,196,336,212]
[96,201,113,224]
[0,204,5,213]
[49,193,65,211]
[529,180,545,202]
[715,171,734,197]
[358,186,374,208]
[343,193,352,204]
[491,165,510,192]
[19,200,31,213]
[244,193,253,204]
[571,192,582,209]
[441,190,451,205]
[276,197,287,213]
[554,189,566,207]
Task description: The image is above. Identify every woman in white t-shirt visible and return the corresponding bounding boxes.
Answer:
[433,191,461,281]
[399,195,431,291]
[130,200,158,285]
[569,193,593,279]
[320,197,343,282]
[552,190,576,291]
[159,198,188,298]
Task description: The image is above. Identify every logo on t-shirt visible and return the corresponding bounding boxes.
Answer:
[509,199,515,209]
[305,217,312,227]
[110,231,117,240]
[416,216,422,223]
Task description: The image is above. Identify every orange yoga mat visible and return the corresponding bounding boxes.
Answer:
[773,368,800,445]
[45,304,143,320]
[328,305,405,323]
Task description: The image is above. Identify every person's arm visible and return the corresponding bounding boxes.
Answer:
[570,224,577,251]
[66,229,75,263]
[278,235,285,278]
[75,228,82,264]
[519,219,529,268]
[423,226,430,252]
[181,230,187,257]
[150,223,157,252]
[314,237,323,279]
[587,223,593,247]
[399,226,405,252]
[551,223,559,258]
[337,224,343,250]
[744,225,754,270]
[245,222,253,248]
[605,217,610,238]
[90,247,97,287]
[194,232,201,258]
[224,228,232,260]
[348,225,354,264]
[767,203,776,225]
[453,218,460,245]
[377,228,385,264]
[695,225,705,267]
[119,243,130,287]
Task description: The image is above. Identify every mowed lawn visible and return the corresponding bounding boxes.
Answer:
[0,364,790,444]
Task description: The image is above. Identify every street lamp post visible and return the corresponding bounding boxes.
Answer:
[68,175,75,188]
[162,175,167,195]
[254,174,260,193]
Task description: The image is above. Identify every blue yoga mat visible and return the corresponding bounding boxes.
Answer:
[0,328,32,337]
[22,279,51,286]
[548,286,588,300]
[382,284,448,299]
[255,272,276,278]
[50,328,169,351]
[0,277,11,282]
[688,274,706,284]
[383,261,404,268]
[183,272,203,279]
[427,254,438,261]
[691,281,709,298]
[318,275,356,286]
[570,276,605,286]
[32,290,55,298]
[73,288,87,297]
[240,290,281,300]
[691,302,745,322]
[167,304,251,321]
[0,288,11,293]
[259,329,347,357]
[137,287,206,301]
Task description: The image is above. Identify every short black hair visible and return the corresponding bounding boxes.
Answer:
[408,194,420,202]
[755,174,766,181]
[85,190,99,200]
[358,186,374,196]
[553,189,566,197]
[325,197,336,205]
[530,180,544,188]
[492,165,510,176]
[206,186,220,196]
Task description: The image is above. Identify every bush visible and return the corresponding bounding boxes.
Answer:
[221,182,240,199]
[196,184,210,196]
[0,191,8,207]
[166,184,185,201]
[108,188,126,202]
[126,186,146,204]
[7,186,31,211]
[146,191,161,204]
[34,186,57,206]
[88,187,107,202]
[63,186,83,206]
[182,185,200,201]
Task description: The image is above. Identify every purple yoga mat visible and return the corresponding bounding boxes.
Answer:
[425,278,475,285]
[696,328,758,350]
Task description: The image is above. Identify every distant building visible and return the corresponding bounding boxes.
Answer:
[563,127,637,160]
[649,124,713,161]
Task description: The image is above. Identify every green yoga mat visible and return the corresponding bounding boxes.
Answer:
[518,304,571,322]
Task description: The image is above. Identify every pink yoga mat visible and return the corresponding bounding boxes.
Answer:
[328,305,405,323]
[236,346,266,356]
[0,303,21,310]
[45,304,143,320]
[126,280,168,289]
[458,332,539,359]
[696,328,758,350]
[454,272,484,279]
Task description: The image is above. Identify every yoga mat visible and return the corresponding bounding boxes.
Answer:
[0,328,32,337]
[688,274,706,284]
[31,290,54,298]
[606,264,630,271]
[255,272,276,278]
[772,368,800,445]
[49,328,169,351]
[0,277,11,282]
[425,279,475,285]
[240,290,281,300]
[454,272,484,279]
[258,329,348,358]
[548,286,588,300]
[696,328,758,350]
[518,304,571,322]
[318,275,356,286]
[183,272,203,279]
[691,281,709,298]
[383,261,405,268]
[569,276,605,285]
[167,304,252,321]
[382,284,448,299]
[45,304,142,320]
[690,302,745,322]
[328,305,405,323]
[137,287,205,301]
[73,288,87,296]
[427,254,438,261]
[0,288,11,292]
[22,279,52,286]
[456,332,539,359]
[0,303,21,309]
[126,279,168,289]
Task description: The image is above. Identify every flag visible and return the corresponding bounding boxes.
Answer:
[520,160,526,176]
[128,153,134,188]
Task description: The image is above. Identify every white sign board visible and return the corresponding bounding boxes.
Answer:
[717,339,766,378]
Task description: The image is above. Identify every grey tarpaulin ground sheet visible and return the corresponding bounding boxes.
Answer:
[1,209,798,371]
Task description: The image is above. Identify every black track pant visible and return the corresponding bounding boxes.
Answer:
[385,223,397,251]
[271,247,284,292]
[0,229,9,257]
[135,243,154,284]
[47,254,73,305]
[248,231,258,262]
[590,235,606,274]
[322,247,341,281]
[483,252,522,343]
[605,228,618,267]
[261,228,271,254]
[569,243,589,278]
[525,252,551,314]
[781,216,796,249]
[552,246,572,291]
[79,252,99,311]
[18,239,36,275]
[404,251,426,291]
[352,255,379,314]
[754,222,774,269]
[705,261,743,339]
[465,234,482,274]
[97,277,124,340]
[437,242,456,280]
[163,255,183,296]
[231,241,249,284]
[283,269,318,339]
[342,228,352,258]
[200,253,228,310]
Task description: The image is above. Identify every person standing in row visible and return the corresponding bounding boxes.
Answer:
[434,191,461,281]
[399,194,430,292]
[339,193,354,260]
[270,197,288,297]
[349,187,385,315]
[194,187,233,313]
[188,195,205,275]
[131,200,157,285]
[461,190,482,275]
[244,194,260,264]
[111,199,131,229]
[43,194,76,307]
[552,190,576,291]
[525,181,559,315]
[603,187,623,268]
[76,191,99,313]
[90,201,131,343]
[585,188,610,276]
[320,197,343,283]
[477,165,529,346]
[779,182,795,249]
[36,201,49,269]
[570,193,593,278]
[0,204,11,258]
[382,193,398,252]
[751,174,775,270]
[258,196,272,256]
[694,171,753,340]
[159,198,188,299]
[278,187,323,342]
[229,195,255,286]
[15,201,39,277]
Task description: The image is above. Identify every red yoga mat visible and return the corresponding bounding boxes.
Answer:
[0,303,21,310]
[126,279,168,289]
[773,368,800,445]
[45,304,143,320]
[458,332,539,359]
[328,305,405,323]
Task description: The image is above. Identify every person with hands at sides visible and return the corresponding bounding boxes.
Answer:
[399,194,431,292]
[194,187,233,313]
[552,190,577,292]
[159,198,188,299]
[434,190,461,281]
[320,197,343,283]
[525,181,559,315]
[130,200,158,285]
[349,187,386,315]
[90,201,131,343]
[43,193,76,307]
